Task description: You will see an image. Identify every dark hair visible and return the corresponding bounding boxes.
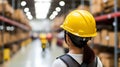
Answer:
[64,31,95,64]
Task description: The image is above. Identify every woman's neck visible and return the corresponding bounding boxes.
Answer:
[69,47,83,54]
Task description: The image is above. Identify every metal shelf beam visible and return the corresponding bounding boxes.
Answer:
[95,12,120,21]
[0,16,30,31]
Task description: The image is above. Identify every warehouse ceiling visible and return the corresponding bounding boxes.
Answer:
[8,0,89,20]
[47,0,90,19]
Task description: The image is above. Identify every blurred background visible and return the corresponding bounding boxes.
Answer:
[0,0,120,67]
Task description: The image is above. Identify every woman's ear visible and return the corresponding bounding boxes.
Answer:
[66,34,72,45]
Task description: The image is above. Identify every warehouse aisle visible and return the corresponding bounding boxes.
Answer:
[3,39,64,67]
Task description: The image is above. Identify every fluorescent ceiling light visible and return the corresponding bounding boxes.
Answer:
[34,0,51,2]
[21,1,26,6]
[26,12,31,16]
[55,7,61,12]
[49,15,55,20]
[59,1,65,6]
[52,11,58,16]
[24,7,29,12]
[27,15,33,20]
[35,1,51,19]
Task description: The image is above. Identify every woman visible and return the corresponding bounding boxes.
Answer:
[52,10,102,67]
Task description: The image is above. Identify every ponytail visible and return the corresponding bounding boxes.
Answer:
[65,31,95,64]
[83,45,95,64]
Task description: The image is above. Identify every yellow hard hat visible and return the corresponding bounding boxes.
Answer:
[60,10,97,37]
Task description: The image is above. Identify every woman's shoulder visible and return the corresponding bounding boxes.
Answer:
[52,58,67,67]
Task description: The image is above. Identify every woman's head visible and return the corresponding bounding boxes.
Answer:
[64,31,91,48]
[61,10,97,64]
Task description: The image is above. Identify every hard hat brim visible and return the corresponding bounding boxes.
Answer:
[60,25,97,37]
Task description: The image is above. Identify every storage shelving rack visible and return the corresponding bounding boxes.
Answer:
[95,11,120,67]
[0,0,31,64]
[94,0,119,67]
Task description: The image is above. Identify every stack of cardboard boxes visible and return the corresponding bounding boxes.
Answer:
[93,29,120,47]
[0,0,14,18]
[99,53,114,67]
[12,9,30,27]
[0,0,31,30]
[103,0,120,13]
[0,31,1,46]
[0,0,31,46]
[77,5,90,11]
[93,29,120,67]
[91,0,120,15]
[91,0,104,15]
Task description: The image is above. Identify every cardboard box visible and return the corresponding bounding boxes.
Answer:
[108,32,115,47]
[0,0,14,18]
[92,0,103,5]
[99,53,114,67]
[101,29,109,46]
[118,32,120,45]
[77,5,89,11]
[11,44,19,54]
[0,50,3,63]
[0,31,2,46]
[108,32,120,47]
[104,0,114,8]
[10,35,16,42]
[104,8,113,13]
[12,9,27,24]
[3,32,10,44]
[103,0,120,8]
[118,58,120,67]
[91,0,104,14]
[118,32,120,48]
[93,32,101,44]
[91,5,104,14]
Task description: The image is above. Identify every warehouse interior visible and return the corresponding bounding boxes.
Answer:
[0,0,120,67]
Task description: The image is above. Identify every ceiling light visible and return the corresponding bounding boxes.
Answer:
[49,14,55,20]
[24,7,29,12]
[35,2,51,19]
[59,1,65,6]
[21,1,27,6]
[26,12,31,16]
[27,15,33,20]
[55,7,61,12]
[52,11,58,16]
[34,0,51,2]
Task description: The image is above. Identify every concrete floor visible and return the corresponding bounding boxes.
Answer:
[3,39,64,67]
